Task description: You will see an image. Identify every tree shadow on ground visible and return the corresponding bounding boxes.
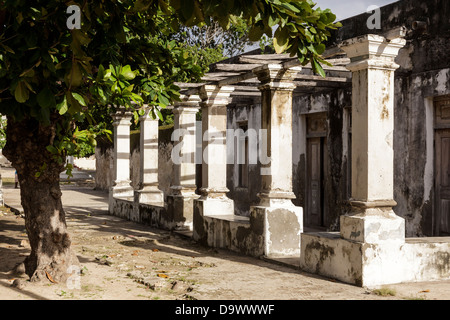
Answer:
[62,204,341,285]
[0,280,50,300]
[2,184,352,289]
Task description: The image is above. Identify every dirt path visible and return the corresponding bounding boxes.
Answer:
[0,185,449,301]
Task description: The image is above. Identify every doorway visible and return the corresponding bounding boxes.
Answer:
[434,96,450,236]
[305,113,329,229]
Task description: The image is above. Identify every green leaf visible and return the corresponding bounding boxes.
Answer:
[248,24,265,41]
[314,43,326,55]
[97,64,106,81]
[14,81,29,103]
[157,92,170,106]
[280,2,300,13]
[19,68,35,78]
[46,145,59,155]
[0,43,15,54]
[153,108,164,121]
[273,27,289,54]
[57,96,69,115]
[67,92,82,114]
[180,0,195,21]
[268,14,279,27]
[71,92,87,106]
[312,58,326,78]
[66,63,83,87]
[37,88,56,108]
[97,87,107,104]
[121,65,136,80]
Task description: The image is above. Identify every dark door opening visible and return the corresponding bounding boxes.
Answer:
[433,96,450,236]
[305,113,329,229]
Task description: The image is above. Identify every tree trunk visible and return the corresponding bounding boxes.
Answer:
[3,115,79,283]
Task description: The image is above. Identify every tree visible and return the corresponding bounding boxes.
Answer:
[173,16,256,61]
[0,0,340,283]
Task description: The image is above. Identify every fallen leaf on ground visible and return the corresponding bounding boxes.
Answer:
[132,250,139,256]
[419,290,430,293]
[152,249,159,252]
[46,271,58,284]
[157,273,169,278]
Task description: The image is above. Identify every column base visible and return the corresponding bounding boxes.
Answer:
[110,182,134,198]
[300,232,406,287]
[194,196,234,216]
[193,196,234,242]
[250,204,303,258]
[340,202,405,244]
[109,183,133,214]
[134,188,164,206]
[166,193,200,230]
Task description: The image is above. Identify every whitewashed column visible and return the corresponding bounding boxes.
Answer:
[340,34,406,243]
[253,64,303,206]
[110,109,133,198]
[171,95,201,195]
[249,65,303,257]
[166,95,201,229]
[196,85,234,215]
[134,107,164,205]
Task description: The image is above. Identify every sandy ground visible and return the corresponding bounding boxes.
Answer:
[0,167,449,302]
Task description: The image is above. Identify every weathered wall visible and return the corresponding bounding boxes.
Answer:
[300,232,450,287]
[326,0,450,236]
[292,89,352,230]
[226,102,262,217]
[95,126,175,198]
[389,0,450,236]
[226,90,352,229]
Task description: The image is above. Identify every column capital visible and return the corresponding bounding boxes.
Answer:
[253,64,301,91]
[199,85,234,107]
[340,34,406,72]
[174,94,201,111]
[111,107,133,125]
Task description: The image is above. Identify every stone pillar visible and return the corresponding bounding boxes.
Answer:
[194,85,235,217]
[134,107,164,206]
[110,109,133,199]
[167,95,201,229]
[250,64,303,257]
[339,34,407,243]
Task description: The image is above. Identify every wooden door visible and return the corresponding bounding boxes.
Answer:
[435,129,450,235]
[434,96,450,236]
[307,137,322,226]
[305,113,328,228]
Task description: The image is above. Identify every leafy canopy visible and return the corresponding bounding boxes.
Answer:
[0,0,340,163]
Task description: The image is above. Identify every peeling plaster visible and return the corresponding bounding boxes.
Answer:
[435,69,449,94]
